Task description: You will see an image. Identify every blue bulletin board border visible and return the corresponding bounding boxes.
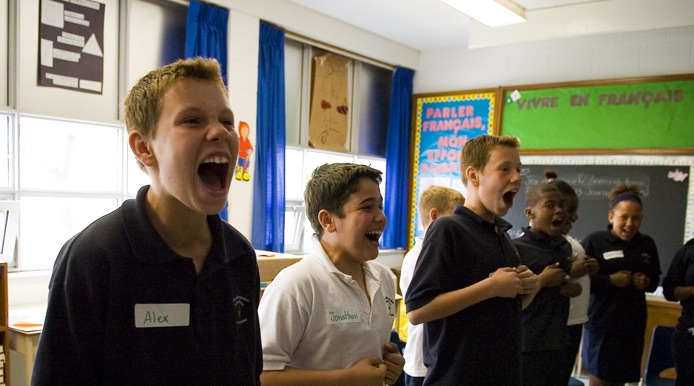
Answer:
[409,90,499,249]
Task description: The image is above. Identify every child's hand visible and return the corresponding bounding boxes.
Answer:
[516,265,541,295]
[559,280,582,298]
[570,256,589,277]
[610,270,632,288]
[632,272,651,290]
[584,256,599,275]
[489,267,522,298]
[382,342,405,385]
[540,263,567,288]
[349,357,387,386]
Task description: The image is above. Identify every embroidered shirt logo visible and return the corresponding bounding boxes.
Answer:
[385,296,395,317]
[233,295,250,325]
[640,253,652,265]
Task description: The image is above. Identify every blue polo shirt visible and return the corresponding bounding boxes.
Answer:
[405,205,523,386]
[33,186,262,385]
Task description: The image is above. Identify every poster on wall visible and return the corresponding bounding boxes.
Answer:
[409,90,498,248]
[38,0,105,94]
[308,53,350,152]
[501,75,694,150]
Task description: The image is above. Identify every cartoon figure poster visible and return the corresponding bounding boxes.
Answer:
[236,121,254,181]
[409,91,498,248]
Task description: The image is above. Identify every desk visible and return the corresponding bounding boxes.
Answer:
[9,328,40,386]
[8,305,45,386]
[641,296,681,377]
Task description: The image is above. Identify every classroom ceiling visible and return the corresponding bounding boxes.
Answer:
[286,0,694,51]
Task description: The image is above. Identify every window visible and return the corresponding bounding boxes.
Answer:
[284,147,387,253]
[0,0,177,270]
[2,115,147,270]
[0,113,13,191]
[17,116,142,270]
[283,39,392,253]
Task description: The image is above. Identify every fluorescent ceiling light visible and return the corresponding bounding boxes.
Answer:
[441,0,526,27]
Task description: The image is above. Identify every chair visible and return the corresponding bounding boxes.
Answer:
[644,325,677,386]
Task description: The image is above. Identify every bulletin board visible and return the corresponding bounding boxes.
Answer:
[496,74,694,280]
[500,74,694,151]
[408,89,500,248]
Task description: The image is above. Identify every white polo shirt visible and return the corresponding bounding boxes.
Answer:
[259,235,398,371]
[399,237,427,377]
[566,234,591,325]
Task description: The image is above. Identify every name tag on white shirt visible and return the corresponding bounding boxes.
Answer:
[603,250,624,260]
[327,307,361,324]
[135,303,190,328]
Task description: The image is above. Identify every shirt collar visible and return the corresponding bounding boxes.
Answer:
[309,234,380,281]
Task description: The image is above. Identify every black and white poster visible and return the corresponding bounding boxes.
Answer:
[39,0,105,94]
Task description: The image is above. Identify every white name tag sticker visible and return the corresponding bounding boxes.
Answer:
[603,250,625,260]
[134,303,190,328]
[326,307,361,324]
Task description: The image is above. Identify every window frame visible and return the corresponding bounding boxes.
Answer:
[0,113,136,271]
[282,38,392,254]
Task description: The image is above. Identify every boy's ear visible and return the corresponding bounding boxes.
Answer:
[466,167,479,187]
[524,207,533,219]
[429,208,439,221]
[129,130,156,167]
[318,209,336,233]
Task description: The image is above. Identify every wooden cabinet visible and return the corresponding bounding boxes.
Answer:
[0,262,8,385]
[641,296,681,377]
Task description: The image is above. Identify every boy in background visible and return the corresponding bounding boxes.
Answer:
[405,135,541,386]
[32,58,261,385]
[400,185,465,386]
[512,181,578,386]
[258,163,404,386]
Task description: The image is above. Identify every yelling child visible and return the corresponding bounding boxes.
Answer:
[405,135,541,386]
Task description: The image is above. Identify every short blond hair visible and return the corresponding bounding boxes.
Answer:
[123,57,227,139]
[460,135,520,185]
[418,185,465,230]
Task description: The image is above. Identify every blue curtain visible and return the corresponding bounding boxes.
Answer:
[382,67,415,249]
[251,22,286,252]
[185,0,228,84]
[185,0,229,220]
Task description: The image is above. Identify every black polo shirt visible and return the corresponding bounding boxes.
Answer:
[582,227,661,335]
[513,227,572,352]
[33,186,262,385]
[405,205,523,386]
[663,238,694,330]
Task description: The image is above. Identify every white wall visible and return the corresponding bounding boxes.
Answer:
[415,25,694,94]
[216,0,420,69]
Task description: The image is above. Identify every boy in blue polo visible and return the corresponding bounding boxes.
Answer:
[32,58,261,385]
[405,135,541,386]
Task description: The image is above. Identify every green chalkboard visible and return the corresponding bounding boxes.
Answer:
[503,155,694,282]
[501,75,694,150]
